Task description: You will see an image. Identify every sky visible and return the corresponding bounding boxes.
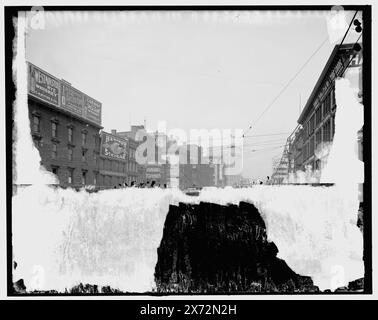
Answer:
[25,10,361,179]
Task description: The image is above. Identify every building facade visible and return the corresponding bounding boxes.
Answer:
[296,43,362,173]
[178,144,214,189]
[114,127,144,184]
[272,43,363,184]
[97,131,129,188]
[27,62,103,188]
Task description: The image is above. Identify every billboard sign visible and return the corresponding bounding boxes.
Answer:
[28,63,60,107]
[100,132,128,161]
[28,62,102,126]
[84,95,102,126]
[61,82,84,117]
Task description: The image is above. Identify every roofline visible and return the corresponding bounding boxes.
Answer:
[100,130,129,142]
[297,44,340,124]
[297,43,356,124]
[28,95,103,129]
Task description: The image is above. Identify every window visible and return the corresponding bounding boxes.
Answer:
[82,149,86,162]
[82,171,87,185]
[323,119,331,142]
[93,172,98,185]
[315,159,321,171]
[315,105,322,126]
[68,147,73,161]
[52,167,58,175]
[309,114,315,135]
[330,88,336,109]
[93,152,97,165]
[52,143,57,159]
[68,169,74,184]
[51,122,57,138]
[33,115,40,133]
[323,93,331,117]
[82,132,87,146]
[315,129,322,149]
[68,128,73,143]
[309,136,315,156]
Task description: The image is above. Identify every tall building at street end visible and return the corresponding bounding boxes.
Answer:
[27,62,103,188]
[179,144,214,190]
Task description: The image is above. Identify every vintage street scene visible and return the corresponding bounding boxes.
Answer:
[8,7,369,296]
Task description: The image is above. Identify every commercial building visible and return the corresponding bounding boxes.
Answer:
[297,43,362,173]
[97,131,128,188]
[27,62,103,188]
[272,43,363,183]
[208,146,225,187]
[108,129,142,185]
[179,144,214,190]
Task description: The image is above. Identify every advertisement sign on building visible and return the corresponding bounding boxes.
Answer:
[146,165,161,179]
[84,95,102,126]
[61,82,84,117]
[100,132,128,161]
[28,63,60,107]
[28,62,102,127]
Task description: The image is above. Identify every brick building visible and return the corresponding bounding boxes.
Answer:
[97,131,128,188]
[113,128,143,184]
[179,144,214,190]
[292,43,362,173]
[27,62,102,188]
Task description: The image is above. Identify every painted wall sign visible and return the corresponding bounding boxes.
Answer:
[28,63,60,107]
[61,82,84,117]
[100,132,128,161]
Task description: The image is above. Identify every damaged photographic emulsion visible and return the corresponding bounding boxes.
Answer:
[4,5,372,301]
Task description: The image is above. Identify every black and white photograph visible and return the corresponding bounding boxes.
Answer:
[1,1,376,309]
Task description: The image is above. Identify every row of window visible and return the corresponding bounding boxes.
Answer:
[302,118,334,162]
[304,88,335,138]
[98,158,138,173]
[50,166,142,187]
[51,166,91,185]
[33,114,95,146]
[50,143,98,163]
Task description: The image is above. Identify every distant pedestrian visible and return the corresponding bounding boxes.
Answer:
[151,181,156,188]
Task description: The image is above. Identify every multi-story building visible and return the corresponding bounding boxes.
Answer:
[296,43,362,173]
[116,126,143,184]
[97,131,128,188]
[272,42,363,185]
[179,144,214,190]
[27,62,102,188]
[208,146,225,187]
